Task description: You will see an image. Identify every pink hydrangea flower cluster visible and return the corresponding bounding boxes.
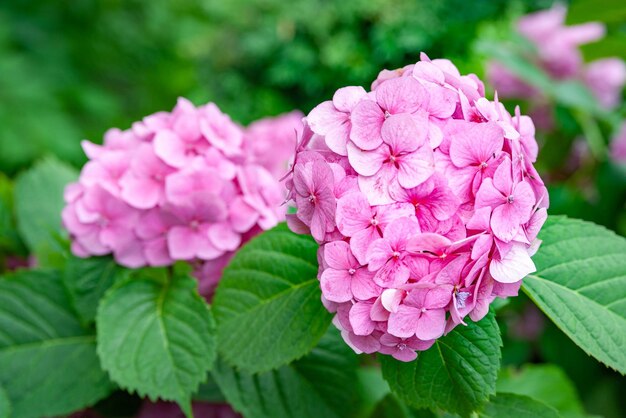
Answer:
[488,5,626,110]
[285,53,549,362]
[63,98,302,295]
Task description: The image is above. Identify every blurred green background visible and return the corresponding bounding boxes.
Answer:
[1,1,625,417]
[0,0,555,175]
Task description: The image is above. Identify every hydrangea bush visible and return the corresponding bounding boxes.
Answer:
[284,54,549,361]
[62,98,302,296]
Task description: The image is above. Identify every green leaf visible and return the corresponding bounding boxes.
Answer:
[522,216,626,374]
[369,394,436,418]
[96,274,216,414]
[356,367,391,417]
[193,373,225,403]
[497,364,584,414]
[0,386,10,418]
[0,270,113,418]
[212,328,361,418]
[381,309,501,416]
[0,174,26,257]
[478,393,559,418]
[14,157,77,257]
[64,255,129,324]
[213,223,331,373]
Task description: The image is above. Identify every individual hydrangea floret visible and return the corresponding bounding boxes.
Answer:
[285,53,549,361]
[488,4,626,111]
[63,98,302,297]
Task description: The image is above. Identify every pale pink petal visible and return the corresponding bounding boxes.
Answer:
[490,243,536,283]
[448,121,504,168]
[415,308,446,340]
[380,113,426,152]
[351,269,380,300]
[323,240,354,270]
[350,100,385,150]
[476,178,505,209]
[336,192,373,235]
[119,174,161,209]
[349,303,376,336]
[397,146,435,189]
[167,226,197,260]
[333,86,368,112]
[320,268,353,302]
[154,130,187,168]
[306,101,345,136]
[346,142,387,176]
[358,165,397,205]
[376,77,426,114]
[207,223,241,251]
[387,305,421,338]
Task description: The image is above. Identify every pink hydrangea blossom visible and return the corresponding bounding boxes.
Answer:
[488,5,625,113]
[63,98,301,297]
[285,54,548,361]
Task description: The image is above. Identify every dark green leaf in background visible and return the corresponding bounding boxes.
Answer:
[523,216,626,374]
[213,223,331,373]
[369,393,436,418]
[478,393,559,418]
[212,328,362,418]
[0,270,113,418]
[13,157,77,259]
[381,309,502,417]
[497,364,584,414]
[96,274,216,416]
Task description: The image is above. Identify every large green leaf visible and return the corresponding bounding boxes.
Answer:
[381,310,501,417]
[213,223,331,372]
[0,270,113,418]
[13,157,77,257]
[96,274,216,415]
[64,255,129,324]
[497,364,584,414]
[212,328,362,418]
[478,393,560,418]
[523,216,626,374]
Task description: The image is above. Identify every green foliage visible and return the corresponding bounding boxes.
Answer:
[13,157,77,259]
[213,223,331,373]
[523,216,626,374]
[96,274,216,415]
[567,0,626,25]
[497,364,584,414]
[478,393,560,418]
[212,328,362,418]
[369,394,436,418]
[356,367,391,416]
[64,255,130,325]
[0,174,26,259]
[0,269,113,418]
[381,310,502,416]
[0,0,525,175]
[0,386,9,418]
